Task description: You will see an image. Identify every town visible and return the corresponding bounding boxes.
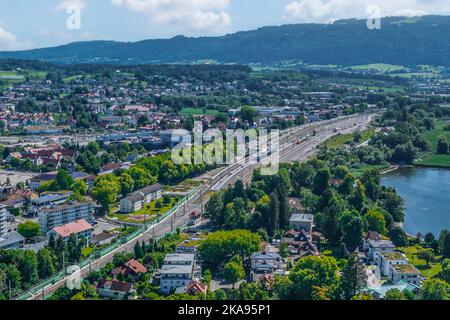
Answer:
[0,58,450,302]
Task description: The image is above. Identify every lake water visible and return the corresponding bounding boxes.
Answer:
[381,167,450,236]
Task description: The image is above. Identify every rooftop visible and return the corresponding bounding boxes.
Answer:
[0,231,25,248]
[52,219,93,238]
[160,264,193,275]
[392,263,421,275]
[289,214,314,223]
[164,253,195,263]
[380,251,407,261]
[369,239,395,249]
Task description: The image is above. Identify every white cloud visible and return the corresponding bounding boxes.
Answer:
[284,0,450,23]
[0,25,33,51]
[55,0,87,11]
[111,0,231,30]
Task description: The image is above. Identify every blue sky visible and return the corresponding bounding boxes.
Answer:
[0,0,450,51]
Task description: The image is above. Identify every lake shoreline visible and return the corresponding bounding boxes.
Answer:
[381,166,450,237]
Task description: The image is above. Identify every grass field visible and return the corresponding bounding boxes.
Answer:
[399,245,442,279]
[180,107,225,116]
[350,63,408,73]
[321,127,376,149]
[108,196,180,224]
[350,164,390,178]
[415,120,450,168]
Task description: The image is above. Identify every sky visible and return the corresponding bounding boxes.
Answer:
[0,0,450,51]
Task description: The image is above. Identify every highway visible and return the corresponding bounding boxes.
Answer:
[27,112,374,300]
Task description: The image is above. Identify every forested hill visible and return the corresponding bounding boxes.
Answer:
[1,15,450,67]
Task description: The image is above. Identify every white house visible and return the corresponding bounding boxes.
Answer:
[368,239,395,263]
[97,280,133,299]
[377,251,409,277]
[289,214,314,232]
[0,204,7,237]
[389,264,422,286]
[119,184,163,213]
[160,253,196,295]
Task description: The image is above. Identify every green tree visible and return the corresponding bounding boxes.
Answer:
[56,169,74,190]
[198,230,260,268]
[339,253,367,300]
[417,249,435,267]
[87,141,100,155]
[71,180,88,196]
[443,232,450,259]
[437,136,449,154]
[37,248,57,279]
[240,106,258,126]
[223,258,245,288]
[267,192,280,236]
[313,168,331,195]
[340,215,365,251]
[385,288,406,300]
[422,279,450,300]
[134,241,143,259]
[441,259,450,284]
[388,227,409,247]
[18,221,41,239]
[365,208,387,234]
[288,256,340,300]
[92,175,120,214]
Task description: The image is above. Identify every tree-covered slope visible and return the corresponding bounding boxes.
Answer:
[0,15,449,66]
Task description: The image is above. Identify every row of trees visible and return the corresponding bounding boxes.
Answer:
[0,234,84,300]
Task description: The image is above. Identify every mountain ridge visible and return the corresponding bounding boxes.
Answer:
[1,15,450,66]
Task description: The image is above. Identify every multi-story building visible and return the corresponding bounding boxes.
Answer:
[0,204,8,237]
[368,239,396,263]
[119,184,163,213]
[377,251,409,277]
[389,264,422,286]
[49,219,94,246]
[160,253,196,295]
[38,201,96,233]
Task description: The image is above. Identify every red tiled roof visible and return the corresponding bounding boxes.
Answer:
[124,259,147,274]
[52,219,93,238]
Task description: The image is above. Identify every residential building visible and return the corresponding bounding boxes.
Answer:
[363,231,381,251]
[389,264,422,286]
[49,219,93,245]
[377,251,409,277]
[97,279,133,299]
[368,240,396,262]
[174,280,207,296]
[369,280,421,299]
[31,192,73,210]
[250,251,285,282]
[160,253,196,295]
[38,201,96,233]
[0,204,7,237]
[29,172,57,191]
[0,231,25,250]
[289,214,314,232]
[119,184,163,213]
[112,259,148,278]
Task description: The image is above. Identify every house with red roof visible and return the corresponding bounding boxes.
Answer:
[111,259,148,278]
[49,219,93,245]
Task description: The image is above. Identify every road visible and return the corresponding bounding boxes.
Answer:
[28,112,374,300]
